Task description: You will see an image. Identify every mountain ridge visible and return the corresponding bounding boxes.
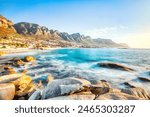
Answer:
[0,15,129,48]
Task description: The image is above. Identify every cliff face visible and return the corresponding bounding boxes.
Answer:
[0,15,17,37]
[13,22,62,40]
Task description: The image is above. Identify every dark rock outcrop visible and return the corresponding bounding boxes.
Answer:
[98,62,134,71]
[138,77,150,82]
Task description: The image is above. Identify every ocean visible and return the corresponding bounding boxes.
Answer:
[5,48,150,93]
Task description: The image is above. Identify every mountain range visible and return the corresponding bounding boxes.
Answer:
[0,15,128,48]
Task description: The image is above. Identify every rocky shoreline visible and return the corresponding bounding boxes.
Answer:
[0,54,150,100]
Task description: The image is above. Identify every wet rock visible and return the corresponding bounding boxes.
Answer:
[0,83,15,100]
[11,57,21,62]
[24,56,36,62]
[16,60,24,66]
[95,92,143,100]
[138,77,150,82]
[90,86,110,97]
[42,78,91,99]
[0,73,25,83]
[123,82,135,88]
[20,69,28,73]
[98,62,134,71]
[48,93,95,100]
[121,87,150,99]
[4,67,16,74]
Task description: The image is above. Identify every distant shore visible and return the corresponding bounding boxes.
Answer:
[0,47,60,56]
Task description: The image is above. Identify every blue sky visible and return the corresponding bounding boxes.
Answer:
[0,0,150,48]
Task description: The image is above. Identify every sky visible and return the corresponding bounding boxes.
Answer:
[0,0,150,48]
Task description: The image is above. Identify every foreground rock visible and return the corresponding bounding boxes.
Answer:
[121,87,150,99]
[0,83,15,100]
[98,62,134,71]
[12,75,36,99]
[42,78,91,99]
[95,92,143,100]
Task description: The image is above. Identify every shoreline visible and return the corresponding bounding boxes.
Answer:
[0,48,150,100]
[0,47,59,55]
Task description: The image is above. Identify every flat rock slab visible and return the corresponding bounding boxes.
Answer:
[98,62,134,71]
[0,73,25,84]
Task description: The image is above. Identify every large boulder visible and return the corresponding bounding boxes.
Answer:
[98,62,134,71]
[24,56,36,62]
[0,83,15,100]
[95,92,143,100]
[11,75,36,98]
[121,87,150,99]
[42,78,91,99]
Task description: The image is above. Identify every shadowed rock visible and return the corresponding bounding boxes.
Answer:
[28,89,42,100]
[98,62,134,71]
[0,83,15,100]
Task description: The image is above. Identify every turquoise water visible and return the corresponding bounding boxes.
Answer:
[5,48,150,92]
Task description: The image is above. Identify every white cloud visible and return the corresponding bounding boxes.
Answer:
[82,25,128,39]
